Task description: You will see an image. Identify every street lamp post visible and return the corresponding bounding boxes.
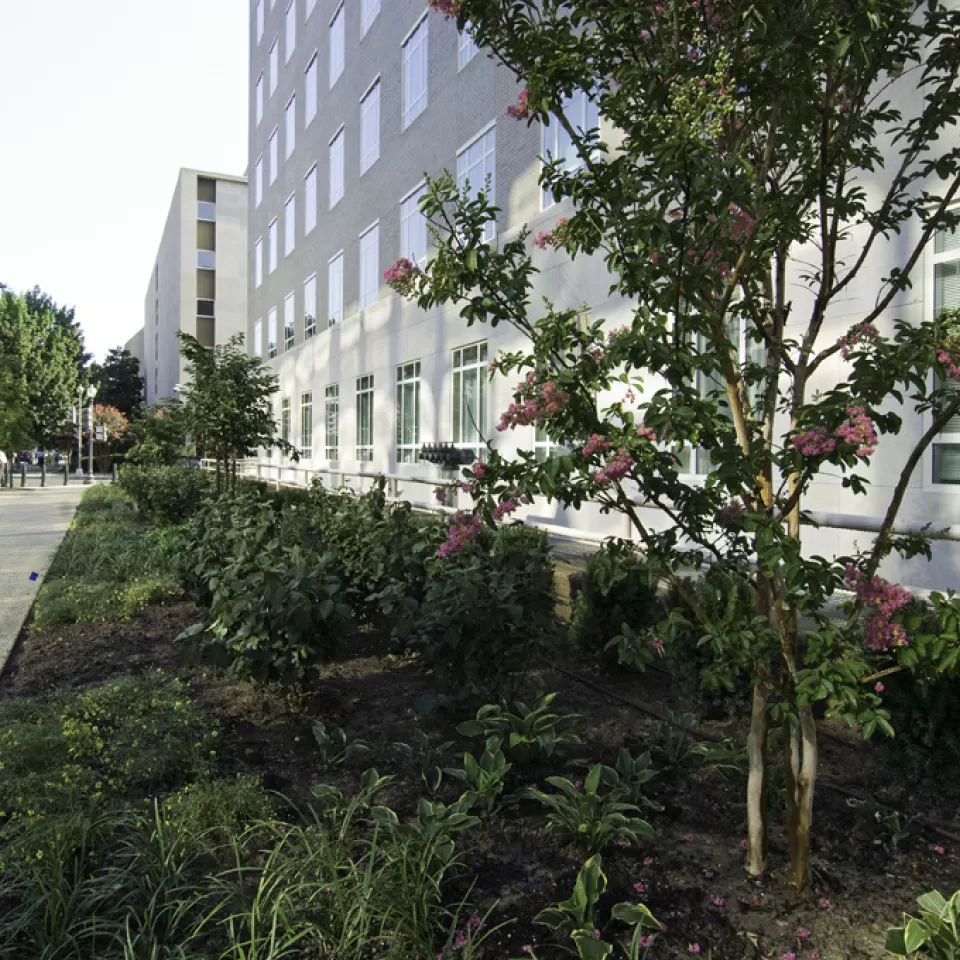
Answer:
[76,387,84,476]
[83,384,97,485]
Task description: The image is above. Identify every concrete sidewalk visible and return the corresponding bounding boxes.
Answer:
[0,485,87,672]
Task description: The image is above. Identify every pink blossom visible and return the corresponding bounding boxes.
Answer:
[506,88,531,120]
[845,567,912,651]
[682,833,695,842]
[835,405,878,457]
[811,954,819,960]
[932,844,946,855]
[797,928,811,940]
[837,322,880,359]
[643,856,657,865]
[703,869,714,879]
[426,0,460,18]
[383,257,422,295]
[715,499,745,525]
[531,230,554,250]
[937,347,960,383]
[492,500,518,522]
[652,639,664,653]
[636,426,658,442]
[437,511,483,557]
[817,898,834,911]
[713,897,725,906]
[582,433,612,458]
[471,461,486,479]
[633,881,648,895]
[607,326,631,343]
[688,945,701,955]
[434,486,448,504]
[594,449,635,485]
[792,426,836,457]
[593,929,602,939]
[874,681,885,693]
[497,375,570,431]
[730,203,756,244]
[521,948,532,956]
[781,954,797,960]
[638,936,654,948]
[739,839,748,849]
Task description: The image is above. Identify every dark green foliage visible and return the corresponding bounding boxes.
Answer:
[402,524,556,706]
[570,541,664,664]
[119,465,217,525]
[124,400,190,466]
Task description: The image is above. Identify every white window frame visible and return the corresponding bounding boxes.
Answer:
[284,291,295,349]
[253,318,263,357]
[267,307,278,359]
[328,251,344,326]
[541,90,600,210]
[256,73,264,125]
[285,93,296,158]
[254,155,263,207]
[305,53,318,127]
[254,237,263,288]
[452,341,488,455]
[359,78,380,174]
[533,424,569,463]
[269,127,279,183]
[356,374,375,462]
[304,164,317,235]
[285,0,296,62]
[359,222,379,309]
[402,14,428,130]
[304,273,317,339]
[269,218,278,273]
[457,122,496,242]
[285,192,296,256]
[329,125,345,208]
[396,361,421,463]
[929,216,960,486]
[329,3,345,89]
[361,0,380,35]
[306,0,317,18]
[300,391,313,459]
[281,396,292,445]
[325,384,340,460]
[269,36,279,95]
[458,23,478,69]
[256,0,265,43]
[400,182,428,268]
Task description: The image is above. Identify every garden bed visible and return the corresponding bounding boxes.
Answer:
[3,591,958,960]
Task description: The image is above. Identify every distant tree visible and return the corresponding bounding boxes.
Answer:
[90,347,145,418]
[91,403,129,472]
[125,401,190,467]
[0,292,34,457]
[178,333,294,492]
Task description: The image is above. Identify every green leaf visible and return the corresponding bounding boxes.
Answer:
[903,918,933,953]
[572,933,613,960]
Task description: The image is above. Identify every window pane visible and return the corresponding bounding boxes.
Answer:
[270,39,278,94]
[328,254,343,324]
[401,185,427,265]
[329,131,344,207]
[285,95,296,157]
[936,260,960,315]
[269,130,278,183]
[360,82,380,173]
[361,0,380,33]
[936,224,960,255]
[285,0,296,60]
[305,56,318,125]
[285,195,296,255]
[934,444,960,483]
[305,167,317,234]
[360,225,379,308]
[304,274,316,337]
[330,5,344,87]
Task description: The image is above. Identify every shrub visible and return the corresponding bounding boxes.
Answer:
[402,523,556,706]
[119,465,216,525]
[570,540,664,664]
[160,775,274,848]
[71,484,135,526]
[32,576,182,629]
[886,888,960,958]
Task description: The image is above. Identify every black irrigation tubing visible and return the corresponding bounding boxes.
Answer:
[540,656,960,845]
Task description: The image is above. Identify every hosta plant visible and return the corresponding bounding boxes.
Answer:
[886,889,960,958]
[445,737,513,816]
[611,748,659,810]
[394,728,454,794]
[311,721,371,768]
[527,765,654,855]
[456,692,583,765]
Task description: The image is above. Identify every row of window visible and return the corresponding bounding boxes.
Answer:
[257,0,381,57]
[276,342,488,464]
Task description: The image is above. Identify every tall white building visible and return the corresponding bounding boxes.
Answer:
[247,0,960,590]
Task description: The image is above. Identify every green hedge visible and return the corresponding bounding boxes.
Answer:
[119,466,216,525]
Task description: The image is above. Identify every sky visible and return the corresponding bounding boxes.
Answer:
[0,0,248,362]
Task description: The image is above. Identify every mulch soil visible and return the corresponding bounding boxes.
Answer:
[2,599,959,960]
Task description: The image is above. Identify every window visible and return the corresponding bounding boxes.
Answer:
[457,125,496,242]
[541,90,600,208]
[256,73,264,125]
[400,184,427,267]
[361,0,380,34]
[285,193,296,255]
[256,0,264,42]
[360,80,380,173]
[281,397,291,445]
[197,298,215,318]
[325,384,339,459]
[304,165,317,234]
[304,273,317,338]
[269,128,278,183]
[254,237,263,287]
[269,37,279,95]
[255,155,263,207]
[197,250,216,269]
[356,374,374,461]
[285,94,296,157]
[329,127,344,207]
[269,218,278,272]
[534,425,569,462]
[307,0,317,17]
[285,0,296,61]
[267,307,278,359]
[328,252,343,325]
[284,292,295,349]
[402,16,428,129]
[359,223,379,308]
[396,361,421,463]
[300,392,313,458]
[458,24,478,69]
[305,54,318,126]
[197,201,216,221]
[329,4,345,88]
[933,221,960,484]
[452,342,488,454]
[253,318,263,356]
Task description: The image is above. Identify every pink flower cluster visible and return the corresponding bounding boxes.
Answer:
[507,88,531,120]
[497,373,570,431]
[594,449,635,485]
[434,486,448,504]
[436,912,485,960]
[689,0,724,28]
[383,258,421,295]
[835,406,877,457]
[715,499,745,526]
[471,461,486,479]
[426,0,460,18]
[636,425,658,442]
[492,499,518,522]
[582,433,612,458]
[844,566,913,651]
[531,218,569,251]
[437,511,483,558]
[937,347,960,383]
[837,322,880,359]
[730,203,756,244]
[792,426,836,457]
[607,326,631,343]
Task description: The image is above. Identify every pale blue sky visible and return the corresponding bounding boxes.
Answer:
[0,0,248,362]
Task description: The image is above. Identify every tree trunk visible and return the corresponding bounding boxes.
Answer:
[745,681,769,876]
[783,717,801,878]
[216,459,222,494]
[788,707,818,892]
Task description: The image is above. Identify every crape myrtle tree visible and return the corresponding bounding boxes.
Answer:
[125,400,191,467]
[178,333,295,493]
[391,0,960,890]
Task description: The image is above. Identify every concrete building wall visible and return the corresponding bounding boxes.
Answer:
[124,327,145,370]
[143,168,248,406]
[247,0,960,590]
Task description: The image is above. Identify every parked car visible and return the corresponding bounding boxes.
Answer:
[16,451,33,465]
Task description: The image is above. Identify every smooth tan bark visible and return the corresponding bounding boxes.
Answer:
[746,681,768,877]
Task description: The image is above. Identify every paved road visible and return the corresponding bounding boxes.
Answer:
[0,485,87,672]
